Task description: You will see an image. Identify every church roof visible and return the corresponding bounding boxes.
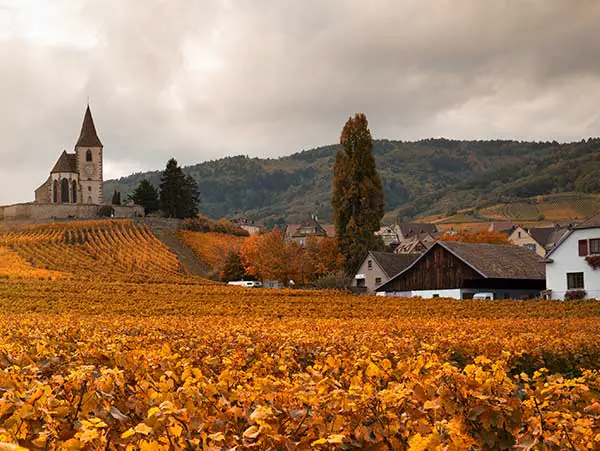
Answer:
[51,151,78,173]
[75,105,103,148]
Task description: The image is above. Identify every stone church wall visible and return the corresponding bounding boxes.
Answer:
[0,203,144,222]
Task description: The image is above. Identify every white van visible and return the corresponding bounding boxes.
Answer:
[227,281,263,288]
[472,292,494,300]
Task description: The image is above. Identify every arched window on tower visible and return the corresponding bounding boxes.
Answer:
[86,150,92,162]
[61,178,70,203]
[53,180,58,203]
[72,181,77,204]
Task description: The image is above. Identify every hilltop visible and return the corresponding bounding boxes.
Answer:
[104,138,600,225]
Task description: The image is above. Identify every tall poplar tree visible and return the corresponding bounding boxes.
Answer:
[332,113,384,275]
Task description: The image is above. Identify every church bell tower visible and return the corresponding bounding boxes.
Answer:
[75,105,104,204]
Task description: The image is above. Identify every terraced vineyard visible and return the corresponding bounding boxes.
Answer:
[178,231,247,277]
[0,220,213,283]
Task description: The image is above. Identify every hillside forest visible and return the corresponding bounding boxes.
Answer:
[104,138,600,225]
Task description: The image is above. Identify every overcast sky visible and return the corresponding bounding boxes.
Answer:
[1,0,599,204]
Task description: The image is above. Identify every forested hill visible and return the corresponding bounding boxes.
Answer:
[104,138,600,225]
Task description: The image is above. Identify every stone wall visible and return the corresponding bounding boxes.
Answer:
[0,203,144,222]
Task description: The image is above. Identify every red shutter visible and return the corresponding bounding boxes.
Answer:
[579,240,589,256]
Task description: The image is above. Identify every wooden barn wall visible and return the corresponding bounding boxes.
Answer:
[385,245,482,291]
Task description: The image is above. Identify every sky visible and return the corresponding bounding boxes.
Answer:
[1,0,599,204]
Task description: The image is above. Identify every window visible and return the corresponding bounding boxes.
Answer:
[71,181,77,203]
[88,186,92,192]
[375,277,382,285]
[579,240,589,256]
[432,294,440,298]
[590,239,600,254]
[367,260,372,270]
[517,231,522,238]
[86,150,92,162]
[356,279,365,288]
[524,243,536,252]
[567,272,584,290]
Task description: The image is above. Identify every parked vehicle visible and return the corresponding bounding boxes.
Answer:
[227,280,263,288]
[472,292,494,300]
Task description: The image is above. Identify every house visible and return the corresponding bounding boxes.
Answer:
[395,223,438,242]
[375,226,401,246]
[353,251,419,292]
[509,225,568,257]
[232,218,261,235]
[376,241,546,299]
[544,212,600,300]
[488,221,515,234]
[285,217,334,246]
[394,232,437,254]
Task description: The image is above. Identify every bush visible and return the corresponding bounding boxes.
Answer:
[97,206,115,218]
[310,271,352,290]
[565,290,587,300]
[181,215,249,237]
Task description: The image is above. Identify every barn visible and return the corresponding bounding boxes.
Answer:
[375,241,546,299]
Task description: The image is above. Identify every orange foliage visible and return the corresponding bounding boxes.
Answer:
[0,279,598,449]
[178,231,247,276]
[0,246,64,280]
[439,230,510,244]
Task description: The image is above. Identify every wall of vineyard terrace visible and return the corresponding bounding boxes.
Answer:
[0,202,144,221]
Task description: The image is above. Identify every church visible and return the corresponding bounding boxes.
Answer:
[35,105,104,205]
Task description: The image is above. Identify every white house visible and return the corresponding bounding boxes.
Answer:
[545,212,600,300]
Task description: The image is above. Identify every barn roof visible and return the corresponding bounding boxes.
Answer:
[369,251,420,278]
[574,210,600,230]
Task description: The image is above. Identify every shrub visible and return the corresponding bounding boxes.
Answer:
[565,290,587,300]
[181,215,249,237]
[97,205,115,218]
[585,255,600,270]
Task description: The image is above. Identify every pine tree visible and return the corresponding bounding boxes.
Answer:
[332,113,384,275]
[112,190,121,205]
[129,180,159,214]
[159,158,187,218]
[182,174,200,218]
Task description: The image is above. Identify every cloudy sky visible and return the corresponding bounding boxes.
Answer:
[1,0,599,204]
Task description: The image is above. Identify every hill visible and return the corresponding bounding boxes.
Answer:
[104,138,600,225]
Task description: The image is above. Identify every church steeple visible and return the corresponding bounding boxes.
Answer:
[75,104,103,148]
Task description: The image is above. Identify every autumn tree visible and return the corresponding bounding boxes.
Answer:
[221,251,246,282]
[332,113,384,275]
[240,229,301,285]
[129,179,159,215]
[439,230,510,244]
[300,236,344,283]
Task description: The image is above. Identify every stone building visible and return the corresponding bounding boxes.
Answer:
[35,105,104,205]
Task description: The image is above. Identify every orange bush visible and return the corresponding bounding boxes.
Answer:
[439,230,510,244]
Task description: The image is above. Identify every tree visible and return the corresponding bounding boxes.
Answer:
[129,180,159,215]
[332,113,384,275]
[159,158,199,218]
[221,251,246,282]
[111,190,121,205]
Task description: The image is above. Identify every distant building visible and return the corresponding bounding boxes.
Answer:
[394,223,438,241]
[376,241,546,299]
[35,105,104,205]
[285,217,334,246]
[394,232,437,254]
[353,251,419,293]
[487,221,515,234]
[545,212,600,300]
[375,226,401,246]
[509,225,568,257]
[232,217,261,235]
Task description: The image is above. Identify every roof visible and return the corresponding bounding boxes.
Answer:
[440,241,545,279]
[397,223,437,238]
[488,221,514,233]
[379,241,545,291]
[75,105,103,148]
[574,210,600,230]
[321,223,336,237]
[50,151,78,173]
[369,251,420,278]
[527,227,556,247]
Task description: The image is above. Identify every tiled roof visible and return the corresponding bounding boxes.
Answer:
[75,105,103,148]
[50,151,77,173]
[370,251,420,278]
[440,241,545,280]
[397,223,437,238]
[574,211,600,230]
[321,223,336,237]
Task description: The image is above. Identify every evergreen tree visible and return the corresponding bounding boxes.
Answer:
[332,113,384,275]
[182,174,200,218]
[112,190,121,205]
[129,179,159,214]
[221,251,246,282]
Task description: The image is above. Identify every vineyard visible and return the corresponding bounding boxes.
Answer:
[178,231,247,277]
[0,220,213,283]
[0,275,599,449]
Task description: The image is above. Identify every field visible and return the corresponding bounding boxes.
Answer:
[0,221,599,449]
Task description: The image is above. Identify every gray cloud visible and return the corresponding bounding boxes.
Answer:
[0,0,599,204]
